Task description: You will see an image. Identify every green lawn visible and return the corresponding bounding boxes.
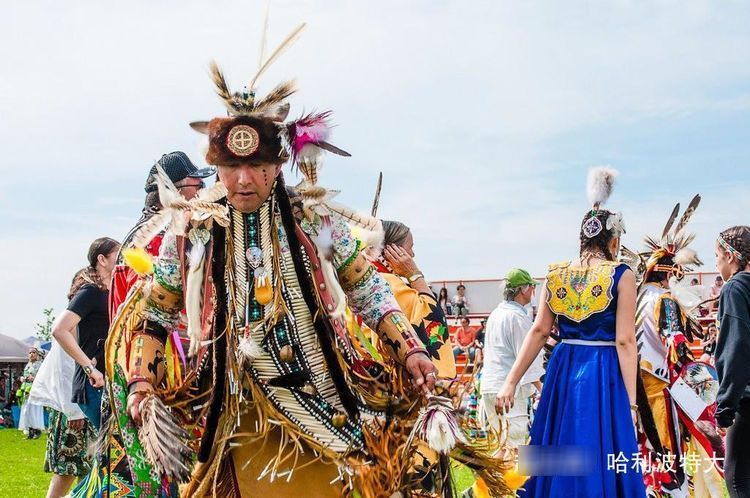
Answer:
[0,428,50,497]
[0,427,475,497]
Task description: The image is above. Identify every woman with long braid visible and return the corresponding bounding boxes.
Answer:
[714,226,750,497]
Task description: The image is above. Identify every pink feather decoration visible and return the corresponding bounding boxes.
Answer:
[290,111,333,159]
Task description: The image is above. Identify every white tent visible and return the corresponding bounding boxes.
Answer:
[0,333,31,363]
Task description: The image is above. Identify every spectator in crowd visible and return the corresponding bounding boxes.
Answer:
[475,318,487,346]
[453,317,477,363]
[482,269,544,448]
[452,284,471,320]
[18,346,46,439]
[53,237,121,429]
[9,378,22,406]
[0,371,7,404]
[473,318,488,368]
[713,225,750,497]
[700,323,718,364]
[437,287,452,316]
[710,275,724,312]
[690,277,700,286]
[0,372,9,428]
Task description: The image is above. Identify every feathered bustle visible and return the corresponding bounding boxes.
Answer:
[586,166,619,209]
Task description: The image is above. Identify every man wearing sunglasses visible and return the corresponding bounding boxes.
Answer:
[110,151,215,318]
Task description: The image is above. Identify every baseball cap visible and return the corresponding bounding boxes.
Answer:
[145,151,215,192]
[505,268,538,289]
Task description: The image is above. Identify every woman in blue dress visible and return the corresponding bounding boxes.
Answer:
[497,168,645,498]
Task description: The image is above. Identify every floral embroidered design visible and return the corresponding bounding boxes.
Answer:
[546,261,617,322]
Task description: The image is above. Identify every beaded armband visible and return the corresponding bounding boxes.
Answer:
[127,332,166,389]
[337,249,375,291]
[145,280,183,316]
[376,310,427,365]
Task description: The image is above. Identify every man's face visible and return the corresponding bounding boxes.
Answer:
[457,287,465,296]
[218,163,282,213]
[28,350,38,362]
[175,177,206,200]
[523,284,536,301]
[461,318,470,328]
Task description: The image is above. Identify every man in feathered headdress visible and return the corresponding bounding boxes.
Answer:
[88,25,513,498]
[622,196,727,497]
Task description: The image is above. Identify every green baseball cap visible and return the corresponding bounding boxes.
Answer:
[504,268,538,289]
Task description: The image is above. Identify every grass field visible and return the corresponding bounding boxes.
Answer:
[0,429,50,497]
[0,428,475,497]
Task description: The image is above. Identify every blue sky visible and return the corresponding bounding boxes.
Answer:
[1,1,749,338]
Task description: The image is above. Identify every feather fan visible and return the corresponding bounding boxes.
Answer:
[137,394,193,483]
[586,166,619,209]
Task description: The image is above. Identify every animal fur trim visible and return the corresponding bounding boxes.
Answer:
[205,116,287,166]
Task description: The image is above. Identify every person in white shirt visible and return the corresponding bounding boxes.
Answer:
[481,268,545,448]
[452,284,470,319]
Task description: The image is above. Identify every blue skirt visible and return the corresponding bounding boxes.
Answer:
[518,343,646,498]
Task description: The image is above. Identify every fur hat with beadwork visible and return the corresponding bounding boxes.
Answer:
[189,24,350,178]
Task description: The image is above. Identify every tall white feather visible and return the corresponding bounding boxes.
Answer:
[186,245,205,357]
[586,166,619,209]
[249,23,306,91]
[312,223,347,320]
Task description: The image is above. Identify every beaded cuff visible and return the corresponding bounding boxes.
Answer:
[127,332,166,388]
[376,311,427,365]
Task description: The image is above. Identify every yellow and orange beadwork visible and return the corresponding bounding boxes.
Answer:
[545,261,618,322]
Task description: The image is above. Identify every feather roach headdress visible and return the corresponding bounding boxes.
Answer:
[621,194,702,284]
[189,23,350,182]
[581,167,626,239]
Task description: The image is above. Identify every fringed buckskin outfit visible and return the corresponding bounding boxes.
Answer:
[82,25,511,498]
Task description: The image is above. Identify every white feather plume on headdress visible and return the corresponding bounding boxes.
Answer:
[587,166,619,210]
[675,247,703,267]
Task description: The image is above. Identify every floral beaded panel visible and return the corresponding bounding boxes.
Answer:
[545,261,618,322]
